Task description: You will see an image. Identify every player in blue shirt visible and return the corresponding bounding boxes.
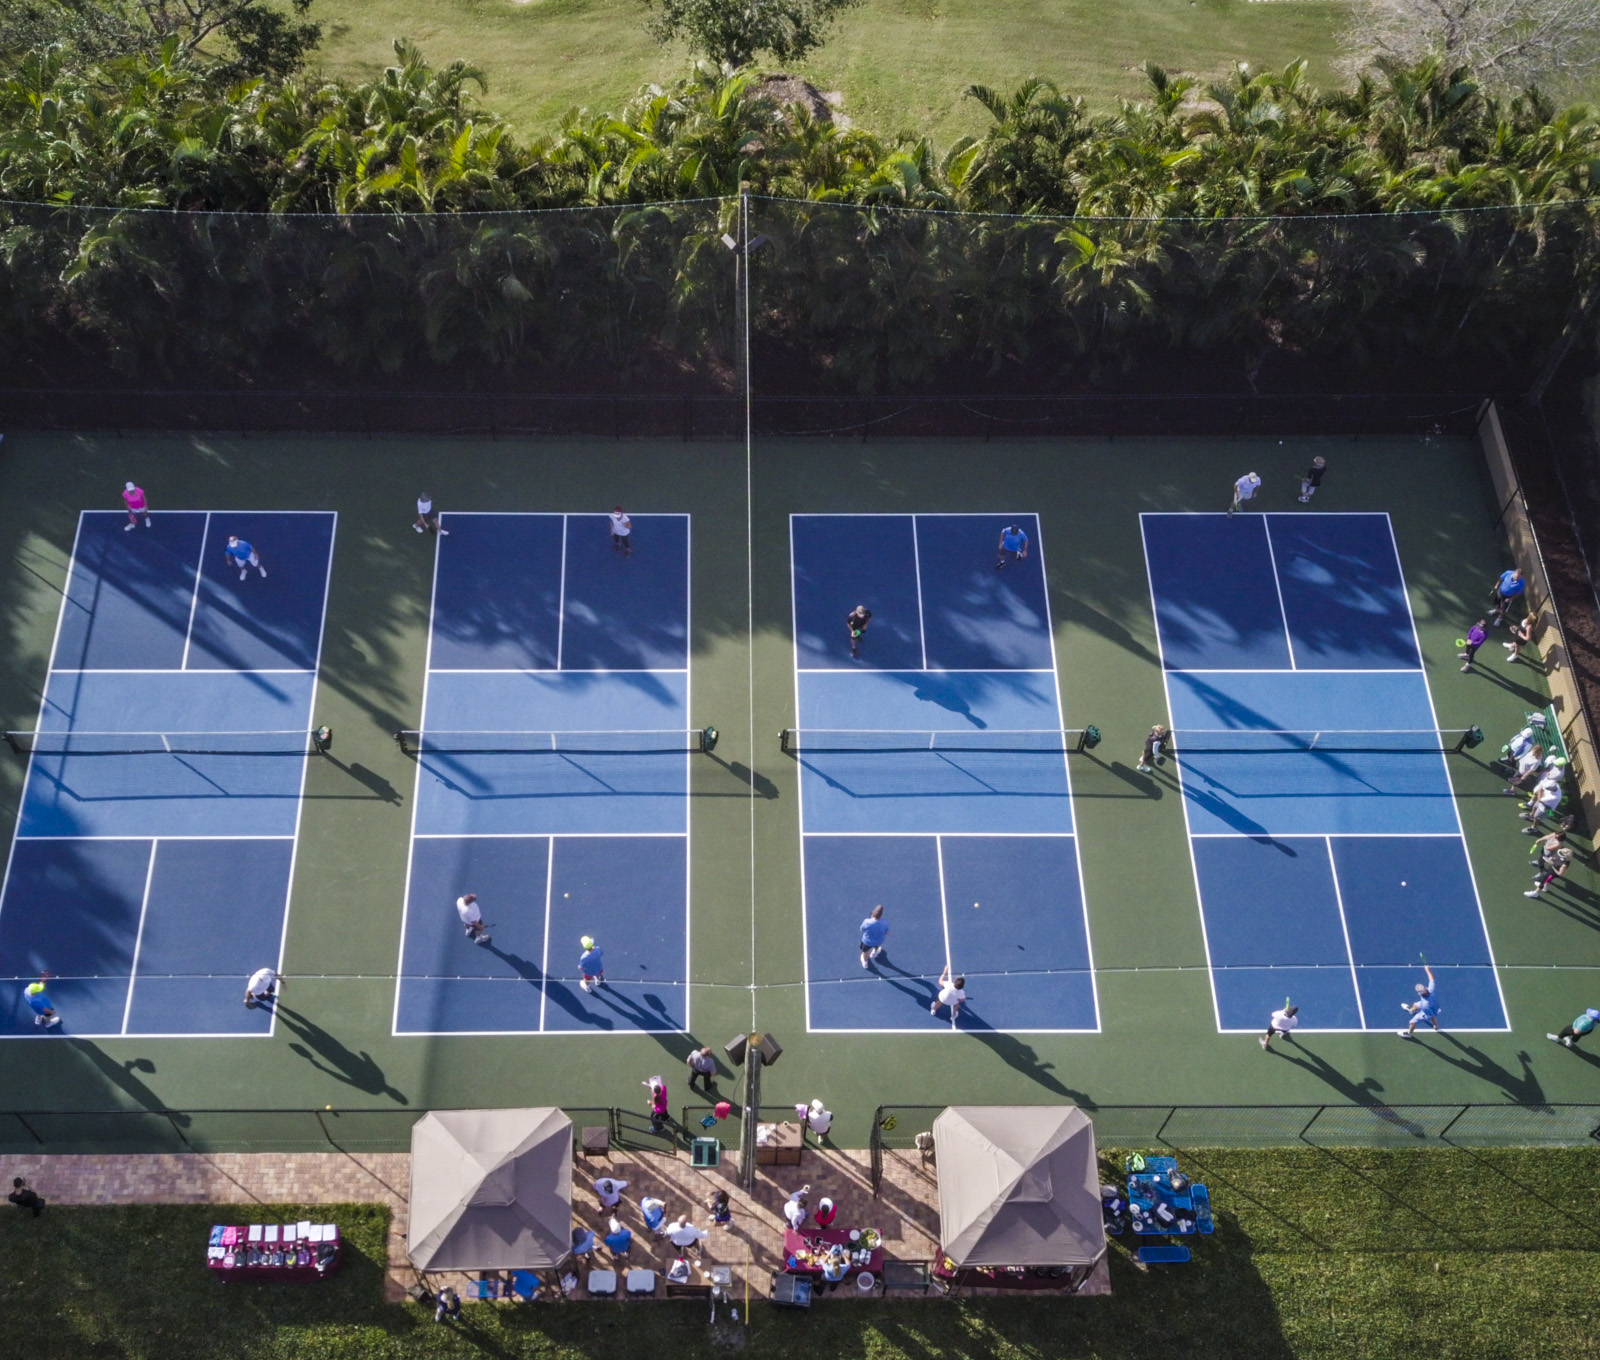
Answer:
[579,936,605,993]
[224,535,267,581]
[25,971,60,1028]
[859,905,889,969]
[1399,965,1440,1038]
[995,524,1029,570]
[1491,568,1525,626]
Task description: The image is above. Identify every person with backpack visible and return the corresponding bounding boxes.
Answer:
[1548,1008,1600,1049]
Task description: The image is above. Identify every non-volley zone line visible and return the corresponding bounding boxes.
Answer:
[1140,511,1506,1033]
[790,512,1098,1034]
[393,512,691,1036]
[0,510,335,1038]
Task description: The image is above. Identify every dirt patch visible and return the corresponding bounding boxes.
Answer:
[753,73,837,123]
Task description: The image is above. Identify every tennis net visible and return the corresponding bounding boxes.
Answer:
[1171,726,1484,755]
[3,729,327,755]
[395,729,712,755]
[779,727,1098,754]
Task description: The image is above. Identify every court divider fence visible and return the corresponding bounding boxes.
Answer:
[868,1101,1600,1196]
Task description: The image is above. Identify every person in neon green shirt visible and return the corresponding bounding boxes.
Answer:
[25,971,60,1029]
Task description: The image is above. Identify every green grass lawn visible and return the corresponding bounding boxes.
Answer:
[5,1147,1600,1359]
[309,0,1353,145]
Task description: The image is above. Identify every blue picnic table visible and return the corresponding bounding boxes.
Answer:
[1125,1155,1213,1261]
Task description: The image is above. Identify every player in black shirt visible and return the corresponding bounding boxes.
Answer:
[1299,456,1327,503]
[847,605,872,658]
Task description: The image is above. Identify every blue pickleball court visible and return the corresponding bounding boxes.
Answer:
[393,513,691,1036]
[1141,512,1507,1032]
[0,510,334,1038]
[790,513,1097,1034]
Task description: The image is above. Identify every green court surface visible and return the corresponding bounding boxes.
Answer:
[0,430,1595,1149]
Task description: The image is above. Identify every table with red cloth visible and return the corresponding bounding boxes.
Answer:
[782,1226,884,1276]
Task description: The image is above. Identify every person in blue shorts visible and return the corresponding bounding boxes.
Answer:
[859,904,889,969]
[1399,964,1439,1038]
[25,971,60,1029]
[995,523,1029,570]
[224,535,267,581]
[579,936,605,993]
[1490,567,1525,626]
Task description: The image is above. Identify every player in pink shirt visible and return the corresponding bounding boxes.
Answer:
[122,481,151,531]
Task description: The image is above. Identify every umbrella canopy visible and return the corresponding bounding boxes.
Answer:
[408,1107,573,1271]
[933,1105,1104,1268]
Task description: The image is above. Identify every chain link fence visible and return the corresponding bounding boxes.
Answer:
[870,1102,1600,1195]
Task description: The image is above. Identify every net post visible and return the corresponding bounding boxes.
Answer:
[393,731,412,755]
[779,729,794,755]
[2,732,21,756]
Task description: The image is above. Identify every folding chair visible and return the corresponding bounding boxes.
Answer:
[510,1270,540,1300]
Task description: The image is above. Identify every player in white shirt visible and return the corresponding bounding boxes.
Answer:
[1229,472,1262,516]
[455,893,491,945]
[930,963,968,1020]
[413,494,450,536]
[244,967,282,1008]
[608,506,633,557]
[1260,1002,1298,1050]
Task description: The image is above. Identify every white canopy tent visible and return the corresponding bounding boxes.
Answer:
[408,1107,574,1272]
[933,1105,1105,1271]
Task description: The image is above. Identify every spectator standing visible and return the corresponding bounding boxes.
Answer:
[644,1076,671,1133]
[1458,619,1488,673]
[1491,568,1526,626]
[571,1225,596,1256]
[666,1217,708,1258]
[799,1098,833,1137]
[707,1189,732,1227]
[1136,724,1168,774]
[433,1286,461,1322]
[782,1185,810,1229]
[640,1196,667,1234]
[592,1175,628,1210]
[1298,457,1327,503]
[685,1046,717,1092]
[1548,1008,1600,1049]
[603,1217,632,1257]
[813,1196,838,1228]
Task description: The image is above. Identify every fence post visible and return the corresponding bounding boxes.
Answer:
[740,1057,761,1192]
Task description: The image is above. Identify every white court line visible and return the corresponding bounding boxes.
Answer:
[1380,513,1510,1029]
[411,831,685,839]
[51,668,315,676]
[1137,514,1225,1033]
[428,668,688,675]
[796,667,1056,675]
[391,514,446,1037]
[118,840,160,1035]
[1258,514,1298,669]
[1189,831,1461,838]
[1325,836,1368,1029]
[910,516,929,671]
[684,513,695,1034]
[1165,668,1420,676]
[17,834,294,842]
[555,514,568,671]
[935,834,954,1028]
[179,512,212,671]
[392,1024,687,1038]
[538,836,554,1032]
[802,830,1075,839]
[805,1025,1101,1035]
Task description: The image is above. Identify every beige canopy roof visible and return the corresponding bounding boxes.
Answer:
[933,1105,1105,1268]
[408,1107,573,1272]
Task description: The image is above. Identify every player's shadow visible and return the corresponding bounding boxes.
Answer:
[899,674,988,729]
[1415,1035,1545,1104]
[1182,784,1273,837]
[1268,1041,1428,1132]
[703,751,778,799]
[1468,666,1554,708]
[870,956,941,1011]
[1082,752,1170,799]
[315,752,403,805]
[275,1004,410,1104]
[955,1024,1097,1105]
[70,1046,192,1127]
